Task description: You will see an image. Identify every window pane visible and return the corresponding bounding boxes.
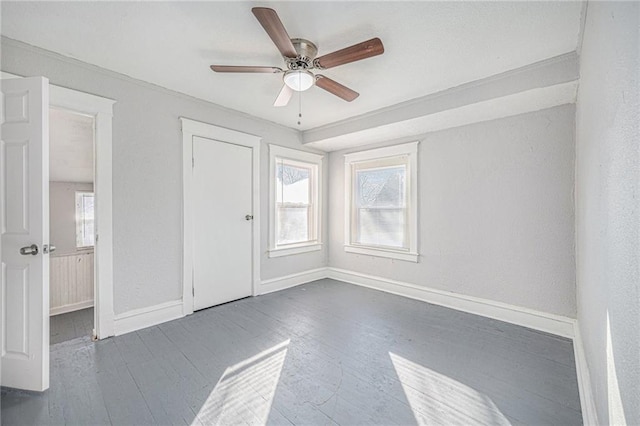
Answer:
[276,160,313,245]
[357,208,405,247]
[82,194,95,246]
[355,166,405,208]
[76,192,95,248]
[277,205,309,244]
[354,166,406,248]
[277,163,310,204]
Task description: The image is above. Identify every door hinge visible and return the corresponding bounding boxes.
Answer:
[192,156,194,168]
[192,287,194,297]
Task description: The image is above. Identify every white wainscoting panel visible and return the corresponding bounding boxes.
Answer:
[50,252,94,316]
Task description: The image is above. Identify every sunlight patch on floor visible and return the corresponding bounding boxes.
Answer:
[193,339,290,425]
[389,352,512,425]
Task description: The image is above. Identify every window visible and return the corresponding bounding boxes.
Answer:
[269,145,323,257]
[75,191,95,248]
[344,142,419,262]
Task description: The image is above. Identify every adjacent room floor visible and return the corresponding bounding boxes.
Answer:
[50,307,94,345]
[1,279,583,425]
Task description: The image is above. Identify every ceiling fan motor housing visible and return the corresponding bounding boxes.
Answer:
[286,38,318,70]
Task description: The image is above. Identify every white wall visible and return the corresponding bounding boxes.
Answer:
[329,105,576,317]
[49,182,93,255]
[575,2,640,425]
[1,38,327,315]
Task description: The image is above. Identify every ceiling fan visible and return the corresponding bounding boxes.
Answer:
[210,7,384,107]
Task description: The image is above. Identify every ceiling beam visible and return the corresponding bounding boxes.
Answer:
[302,52,579,151]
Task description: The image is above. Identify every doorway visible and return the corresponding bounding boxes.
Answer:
[48,83,115,340]
[1,74,114,391]
[48,108,95,344]
[181,118,261,316]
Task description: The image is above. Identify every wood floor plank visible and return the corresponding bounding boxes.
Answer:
[126,357,197,425]
[265,282,582,412]
[1,279,582,425]
[96,364,155,425]
[0,389,50,426]
[49,308,94,345]
[43,337,112,425]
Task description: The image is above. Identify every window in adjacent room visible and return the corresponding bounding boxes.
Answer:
[75,191,95,248]
[269,145,323,257]
[344,141,419,262]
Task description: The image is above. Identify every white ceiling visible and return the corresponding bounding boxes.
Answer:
[2,2,582,131]
[49,108,94,183]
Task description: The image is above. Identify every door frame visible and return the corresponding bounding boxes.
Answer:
[181,117,261,316]
[2,71,116,339]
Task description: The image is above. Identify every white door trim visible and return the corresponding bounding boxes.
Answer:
[51,87,115,339]
[181,118,261,316]
[2,71,116,339]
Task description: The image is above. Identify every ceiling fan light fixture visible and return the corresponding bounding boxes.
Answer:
[283,70,314,91]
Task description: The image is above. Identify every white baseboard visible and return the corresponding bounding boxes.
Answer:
[327,267,576,338]
[50,300,94,316]
[260,267,328,295]
[109,268,575,340]
[573,324,599,425]
[113,300,184,336]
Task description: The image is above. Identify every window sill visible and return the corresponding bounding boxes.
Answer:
[269,243,322,258]
[344,245,419,262]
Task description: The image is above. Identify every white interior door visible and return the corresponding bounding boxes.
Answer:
[192,136,253,311]
[1,76,50,391]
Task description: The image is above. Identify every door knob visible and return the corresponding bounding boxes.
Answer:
[245,214,254,221]
[19,244,39,256]
[44,244,56,254]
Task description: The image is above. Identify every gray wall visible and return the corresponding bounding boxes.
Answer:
[1,38,327,315]
[328,105,576,317]
[49,182,94,255]
[576,2,640,425]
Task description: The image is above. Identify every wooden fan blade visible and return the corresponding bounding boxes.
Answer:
[210,65,282,73]
[252,7,297,58]
[315,75,359,102]
[274,84,294,107]
[314,38,384,69]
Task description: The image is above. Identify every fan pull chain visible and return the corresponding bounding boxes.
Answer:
[298,88,302,126]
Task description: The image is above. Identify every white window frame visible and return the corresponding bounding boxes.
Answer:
[75,191,95,249]
[269,145,323,257]
[344,141,419,262]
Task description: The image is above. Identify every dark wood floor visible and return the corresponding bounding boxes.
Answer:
[1,279,582,425]
[50,307,94,345]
